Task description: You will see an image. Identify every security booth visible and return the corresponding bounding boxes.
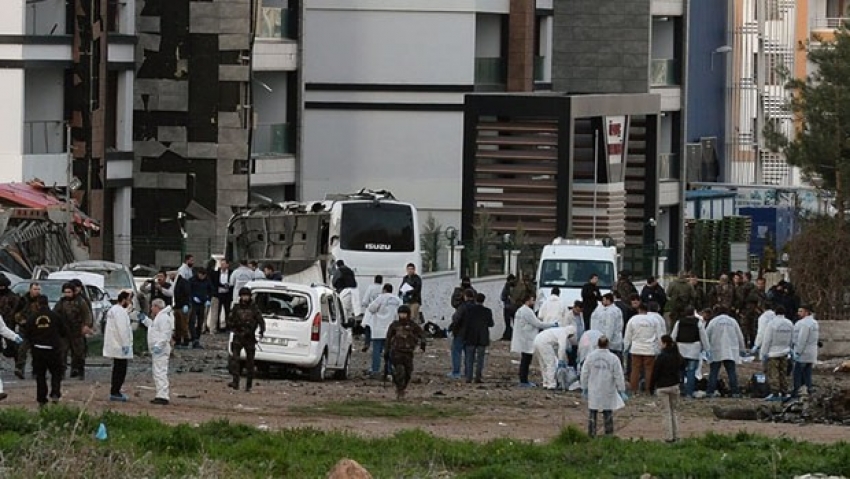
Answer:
[461,92,682,278]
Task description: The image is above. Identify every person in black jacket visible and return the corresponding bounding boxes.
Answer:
[24,296,68,407]
[331,260,357,292]
[189,268,214,348]
[580,274,602,330]
[641,277,667,314]
[500,274,517,341]
[171,273,192,349]
[650,335,684,443]
[448,289,475,379]
[399,263,423,322]
[460,293,494,383]
[450,277,474,309]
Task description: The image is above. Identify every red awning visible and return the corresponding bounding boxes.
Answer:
[0,182,100,231]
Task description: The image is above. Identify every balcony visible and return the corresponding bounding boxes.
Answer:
[474,57,506,88]
[24,120,65,155]
[650,59,680,87]
[534,56,545,82]
[251,157,295,187]
[252,123,294,157]
[659,152,679,180]
[810,18,849,43]
[257,7,295,39]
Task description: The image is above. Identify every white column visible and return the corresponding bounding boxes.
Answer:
[445,244,464,278]
[116,70,134,151]
[113,187,132,266]
[509,249,521,277]
[657,256,668,286]
[0,0,26,182]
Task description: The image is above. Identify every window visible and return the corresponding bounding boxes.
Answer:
[253,291,311,320]
[538,260,615,289]
[340,203,415,252]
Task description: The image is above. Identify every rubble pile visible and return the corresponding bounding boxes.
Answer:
[713,387,850,425]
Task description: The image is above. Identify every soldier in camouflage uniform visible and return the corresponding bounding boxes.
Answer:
[14,283,42,379]
[0,274,20,358]
[385,305,426,400]
[226,287,265,392]
[710,274,735,312]
[54,282,93,379]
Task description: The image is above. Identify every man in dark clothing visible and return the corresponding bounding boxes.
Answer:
[189,268,214,348]
[14,282,42,379]
[54,282,92,379]
[742,277,767,346]
[768,280,798,322]
[688,274,705,311]
[332,260,357,292]
[500,274,517,341]
[211,260,232,333]
[615,272,638,303]
[460,293,493,383]
[262,264,283,281]
[448,289,475,379]
[613,291,637,328]
[450,276,475,309]
[171,273,193,348]
[581,274,602,330]
[24,296,67,406]
[399,263,423,322]
[144,271,173,307]
[640,276,667,313]
[0,274,20,359]
[666,271,695,331]
[226,288,266,392]
[385,305,426,400]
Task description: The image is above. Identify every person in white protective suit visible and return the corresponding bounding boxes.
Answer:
[359,275,384,352]
[103,291,134,402]
[141,299,175,405]
[752,303,777,359]
[705,305,747,397]
[538,286,568,325]
[0,314,23,401]
[511,293,556,387]
[760,305,793,399]
[532,324,577,389]
[577,329,604,367]
[590,293,624,359]
[580,336,628,437]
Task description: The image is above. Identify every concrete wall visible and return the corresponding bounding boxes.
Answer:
[0,0,25,183]
[420,271,509,341]
[552,0,651,94]
[819,321,850,359]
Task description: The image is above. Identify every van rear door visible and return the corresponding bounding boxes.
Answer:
[254,289,313,357]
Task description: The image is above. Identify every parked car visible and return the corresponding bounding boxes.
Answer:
[230,280,354,382]
[61,260,146,315]
[11,278,111,332]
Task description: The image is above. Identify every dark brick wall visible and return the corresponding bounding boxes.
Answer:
[552,0,651,94]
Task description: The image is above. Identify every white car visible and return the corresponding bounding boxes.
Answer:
[229,280,354,382]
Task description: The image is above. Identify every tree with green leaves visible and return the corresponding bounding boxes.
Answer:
[766,24,850,220]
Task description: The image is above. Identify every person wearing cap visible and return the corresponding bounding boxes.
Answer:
[54,282,92,379]
[226,287,265,392]
[792,304,819,397]
[385,304,426,400]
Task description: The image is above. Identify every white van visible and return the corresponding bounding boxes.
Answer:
[229,280,354,381]
[535,238,618,307]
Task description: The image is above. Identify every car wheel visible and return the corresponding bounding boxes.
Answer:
[333,348,351,380]
[309,350,327,382]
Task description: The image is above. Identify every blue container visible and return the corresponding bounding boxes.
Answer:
[739,207,795,259]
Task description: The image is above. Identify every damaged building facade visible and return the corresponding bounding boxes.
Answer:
[132,0,255,267]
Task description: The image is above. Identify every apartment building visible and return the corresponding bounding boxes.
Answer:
[0,0,136,263]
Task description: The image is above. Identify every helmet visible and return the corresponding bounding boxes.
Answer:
[397,305,411,316]
[239,287,252,296]
[0,274,9,288]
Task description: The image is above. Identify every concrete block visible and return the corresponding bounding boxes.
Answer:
[219,127,249,145]
[219,65,250,82]
[133,172,187,189]
[621,28,651,42]
[622,54,649,68]
[186,219,216,238]
[219,2,250,19]
[217,189,249,206]
[622,40,650,54]
[188,142,219,159]
[218,173,248,190]
[218,112,242,128]
[167,142,189,157]
[158,126,187,143]
[219,17,250,34]
[138,33,161,52]
[596,79,626,93]
[218,142,249,159]
[219,34,251,50]
[134,140,168,158]
[137,16,160,33]
[597,66,625,80]
[190,16,220,34]
[623,79,650,93]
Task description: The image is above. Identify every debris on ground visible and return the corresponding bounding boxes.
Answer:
[713,386,850,425]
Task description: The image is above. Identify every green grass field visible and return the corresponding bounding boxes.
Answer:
[0,405,848,478]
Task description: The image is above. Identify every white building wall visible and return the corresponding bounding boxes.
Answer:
[0,0,26,183]
[475,14,502,57]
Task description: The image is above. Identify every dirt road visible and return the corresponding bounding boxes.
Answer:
[2,333,849,443]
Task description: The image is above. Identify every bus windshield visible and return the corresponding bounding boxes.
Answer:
[538,259,615,289]
[340,203,415,252]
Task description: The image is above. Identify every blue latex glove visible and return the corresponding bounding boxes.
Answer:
[739,350,749,358]
[138,313,147,323]
[182,305,189,314]
[121,346,131,356]
[152,345,163,356]
[552,322,559,328]
[205,300,211,308]
[751,346,760,356]
[762,355,769,362]
[619,391,630,402]
[704,351,712,362]
[193,297,201,304]
[13,335,23,344]
[557,360,567,368]
[792,352,801,362]
[582,390,588,400]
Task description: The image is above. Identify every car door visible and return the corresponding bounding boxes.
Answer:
[335,294,352,361]
[324,294,342,366]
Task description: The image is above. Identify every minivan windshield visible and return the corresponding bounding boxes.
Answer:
[538,260,615,289]
[253,291,311,320]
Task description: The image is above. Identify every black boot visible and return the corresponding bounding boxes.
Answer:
[587,410,597,438]
[245,377,253,392]
[603,411,615,436]
[228,376,239,390]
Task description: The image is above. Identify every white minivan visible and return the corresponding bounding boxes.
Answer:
[229,280,354,381]
[535,238,618,306]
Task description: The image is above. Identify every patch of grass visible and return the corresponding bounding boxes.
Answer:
[290,399,472,419]
[0,406,849,478]
[86,327,148,357]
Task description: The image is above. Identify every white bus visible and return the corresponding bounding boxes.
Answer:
[224,189,421,294]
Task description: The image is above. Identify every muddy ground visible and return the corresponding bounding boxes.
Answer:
[2,333,850,444]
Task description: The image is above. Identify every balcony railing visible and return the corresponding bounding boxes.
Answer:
[533,56,545,82]
[252,123,294,157]
[650,59,680,87]
[24,120,65,155]
[659,152,679,180]
[474,57,506,86]
[257,7,295,39]
[810,17,850,30]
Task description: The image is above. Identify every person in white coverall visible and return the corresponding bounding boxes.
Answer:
[367,283,401,377]
[142,299,175,405]
[705,305,747,397]
[103,291,134,402]
[0,314,23,401]
[590,293,624,359]
[760,304,793,398]
[580,336,628,437]
[538,286,568,325]
[511,293,555,387]
[359,275,384,352]
[792,304,819,397]
[533,325,577,389]
[577,329,604,367]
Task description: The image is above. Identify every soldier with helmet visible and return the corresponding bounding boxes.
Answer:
[226,287,266,392]
[385,305,426,400]
[54,282,92,379]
